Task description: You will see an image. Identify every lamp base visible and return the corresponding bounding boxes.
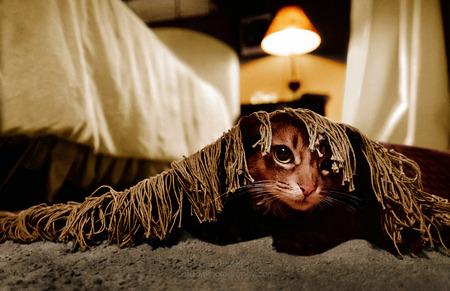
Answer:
[288,80,300,92]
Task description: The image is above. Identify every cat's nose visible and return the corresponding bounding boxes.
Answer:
[300,185,316,196]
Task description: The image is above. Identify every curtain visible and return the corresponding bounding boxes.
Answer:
[342,0,450,150]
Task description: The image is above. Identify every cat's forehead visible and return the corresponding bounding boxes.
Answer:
[271,119,309,145]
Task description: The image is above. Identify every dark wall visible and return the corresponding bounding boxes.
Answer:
[148,0,449,74]
[149,0,351,63]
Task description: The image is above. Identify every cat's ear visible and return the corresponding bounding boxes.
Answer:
[238,113,263,136]
[238,113,267,154]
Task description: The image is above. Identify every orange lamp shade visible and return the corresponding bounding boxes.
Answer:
[261,6,321,56]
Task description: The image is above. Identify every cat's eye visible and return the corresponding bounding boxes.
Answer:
[274,146,294,164]
[320,156,333,172]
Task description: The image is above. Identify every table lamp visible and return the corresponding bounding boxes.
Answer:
[261,5,321,93]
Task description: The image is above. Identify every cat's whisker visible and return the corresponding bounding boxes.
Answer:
[216,180,279,204]
[319,190,362,213]
[233,181,292,215]
[317,197,339,212]
[253,193,283,204]
[324,190,362,206]
[233,180,277,193]
[231,180,363,216]
[213,190,238,204]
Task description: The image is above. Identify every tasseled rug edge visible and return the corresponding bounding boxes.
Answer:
[0,124,253,250]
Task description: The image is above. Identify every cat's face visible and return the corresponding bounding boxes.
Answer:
[245,117,346,212]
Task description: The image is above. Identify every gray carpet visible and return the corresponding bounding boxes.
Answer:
[1,237,449,290]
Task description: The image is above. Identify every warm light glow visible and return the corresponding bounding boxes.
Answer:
[261,6,321,56]
[261,28,321,56]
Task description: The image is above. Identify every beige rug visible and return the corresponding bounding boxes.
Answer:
[1,237,449,290]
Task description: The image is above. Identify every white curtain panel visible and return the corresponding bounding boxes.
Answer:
[342,0,450,150]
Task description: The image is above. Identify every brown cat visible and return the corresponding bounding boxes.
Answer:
[245,116,348,214]
[240,114,379,253]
